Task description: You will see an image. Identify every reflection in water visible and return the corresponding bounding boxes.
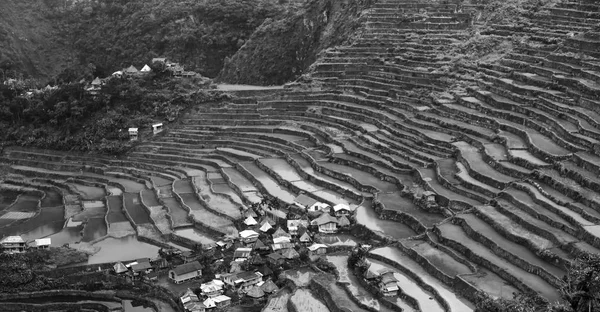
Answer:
[47,226,84,246]
[88,236,160,264]
[355,204,416,239]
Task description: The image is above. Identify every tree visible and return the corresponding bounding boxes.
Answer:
[561,253,600,312]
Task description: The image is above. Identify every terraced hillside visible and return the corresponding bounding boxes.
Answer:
[2,0,600,310]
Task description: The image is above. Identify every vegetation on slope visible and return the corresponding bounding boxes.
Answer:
[218,0,374,85]
[0,66,225,155]
[0,1,73,82]
[42,0,293,80]
[475,253,600,312]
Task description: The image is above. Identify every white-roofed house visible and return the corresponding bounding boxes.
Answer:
[333,203,352,217]
[308,202,331,213]
[30,238,51,249]
[200,280,224,298]
[169,262,203,284]
[311,214,339,233]
[239,230,259,244]
[243,216,258,226]
[140,64,152,73]
[1,236,26,253]
[307,243,328,256]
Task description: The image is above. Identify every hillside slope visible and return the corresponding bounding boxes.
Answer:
[218,0,374,85]
[0,1,73,82]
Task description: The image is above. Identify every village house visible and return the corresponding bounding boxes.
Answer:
[271,242,294,252]
[333,204,352,217]
[272,227,291,242]
[259,220,273,233]
[1,236,26,254]
[131,261,153,276]
[223,271,262,292]
[246,285,265,302]
[338,215,351,228]
[30,238,51,249]
[233,247,252,262]
[294,194,319,210]
[308,202,331,213]
[260,279,279,294]
[307,243,328,256]
[140,64,152,73]
[113,262,128,275]
[252,239,270,253]
[123,65,139,75]
[181,288,205,312]
[180,250,200,263]
[266,253,284,266]
[203,295,231,309]
[298,230,312,244]
[243,216,258,226]
[378,270,399,296]
[312,214,339,233]
[239,230,259,244]
[287,220,309,236]
[145,271,159,282]
[280,248,300,260]
[169,262,203,284]
[257,265,274,280]
[200,280,225,298]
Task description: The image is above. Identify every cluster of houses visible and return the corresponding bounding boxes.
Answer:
[85,57,198,94]
[0,236,51,254]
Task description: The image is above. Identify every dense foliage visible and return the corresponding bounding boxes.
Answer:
[475,253,600,312]
[0,69,224,155]
[41,0,292,79]
[219,0,374,85]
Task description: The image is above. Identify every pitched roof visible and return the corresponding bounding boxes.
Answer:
[1,236,24,244]
[113,262,128,274]
[250,254,265,265]
[253,239,268,250]
[245,209,258,218]
[309,202,330,211]
[244,216,258,226]
[307,243,328,251]
[337,216,350,227]
[184,301,206,311]
[298,232,312,242]
[257,265,273,276]
[271,243,295,251]
[239,230,259,239]
[213,295,231,303]
[203,298,216,309]
[260,280,279,293]
[235,271,261,282]
[259,222,272,232]
[246,285,265,298]
[172,262,203,275]
[140,64,152,72]
[91,77,102,85]
[124,65,138,73]
[294,194,319,207]
[280,248,300,259]
[132,261,153,272]
[312,213,338,226]
[272,227,290,239]
[266,253,283,261]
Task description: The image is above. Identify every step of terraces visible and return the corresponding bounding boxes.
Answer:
[417,167,486,209]
[435,222,561,302]
[190,171,242,220]
[474,205,574,264]
[369,246,474,312]
[454,213,566,285]
[453,141,516,189]
[493,197,600,257]
[237,161,297,204]
[172,179,237,235]
[257,157,360,205]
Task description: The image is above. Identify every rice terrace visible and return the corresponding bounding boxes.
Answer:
[1,0,600,311]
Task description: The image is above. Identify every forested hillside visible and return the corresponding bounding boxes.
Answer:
[218,0,374,85]
[45,0,294,79]
[0,1,74,82]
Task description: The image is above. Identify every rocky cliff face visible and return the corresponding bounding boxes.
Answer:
[218,0,374,86]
